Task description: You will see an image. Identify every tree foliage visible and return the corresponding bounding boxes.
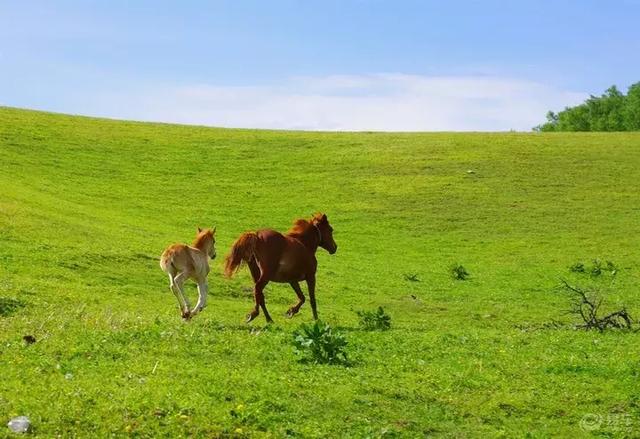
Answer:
[534,82,640,131]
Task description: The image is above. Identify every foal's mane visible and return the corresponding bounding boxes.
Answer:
[193,230,213,249]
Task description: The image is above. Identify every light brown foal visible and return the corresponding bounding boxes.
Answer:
[160,227,216,319]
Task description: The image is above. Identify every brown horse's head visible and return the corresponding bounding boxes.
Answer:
[312,213,337,254]
[195,226,217,259]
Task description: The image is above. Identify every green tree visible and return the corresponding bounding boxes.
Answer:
[624,82,640,130]
[534,82,640,132]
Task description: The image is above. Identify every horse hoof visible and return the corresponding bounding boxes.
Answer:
[246,313,256,323]
[285,310,295,318]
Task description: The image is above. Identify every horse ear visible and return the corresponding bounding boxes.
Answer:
[322,214,327,222]
[212,226,216,234]
[198,227,202,233]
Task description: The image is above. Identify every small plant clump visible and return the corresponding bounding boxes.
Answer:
[0,297,25,317]
[450,264,469,280]
[357,306,392,331]
[403,273,420,282]
[569,259,617,278]
[292,320,349,365]
[569,262,585,273]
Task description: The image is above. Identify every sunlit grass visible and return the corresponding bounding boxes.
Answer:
[1,107,640,436]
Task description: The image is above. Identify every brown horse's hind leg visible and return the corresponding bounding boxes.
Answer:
[246,259,274,324]
[248,257,260,282]
[246,258,261,323]
[286,282,306,318]
[247,277,274,324]
[246,288,261,323]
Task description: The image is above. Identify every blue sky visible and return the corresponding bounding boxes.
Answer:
[1,1,639,130]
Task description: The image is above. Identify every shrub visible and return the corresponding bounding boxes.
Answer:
[591,259,603,277]
[569,259,617,278]
[450,264,469,280]
[569,262,585,273]
[357,306,391,331]
[0,297,25,317]
[292,320,349,365]
[604,260,618,277]
[403,273,420,282]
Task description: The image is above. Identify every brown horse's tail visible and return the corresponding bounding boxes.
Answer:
[224,232,258,278]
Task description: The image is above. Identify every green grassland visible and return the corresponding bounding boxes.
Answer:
[1,106,640,437]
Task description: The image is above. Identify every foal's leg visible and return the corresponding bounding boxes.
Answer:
[191,279,208,317]
[306,274,318,320]
[168,274,188,316]
[286,281,306,318]
[173,271,192,319]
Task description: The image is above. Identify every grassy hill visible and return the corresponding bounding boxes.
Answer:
[1,106,640,437]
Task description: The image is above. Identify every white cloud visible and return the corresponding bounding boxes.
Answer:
[85,74,587,131]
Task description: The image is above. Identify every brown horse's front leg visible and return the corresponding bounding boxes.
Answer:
[306,275,318,320]
[286,282,306,318]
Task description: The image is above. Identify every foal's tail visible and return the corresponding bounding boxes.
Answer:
[224,232,258,278]
[159,249,174,274]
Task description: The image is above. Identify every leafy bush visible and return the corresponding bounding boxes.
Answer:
[569,259,617,278]
[0,297,25,317]
[534,82,640,132]
[569,262,585,273]
[450,263,469,280]
[403,273,420,282]
[357,306,391,331]
[596,260,618,277]
[606,260,618,276]
[292,320,349,365]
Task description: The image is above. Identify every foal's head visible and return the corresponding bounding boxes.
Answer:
[194,227,217,259]
[311,213,337,254]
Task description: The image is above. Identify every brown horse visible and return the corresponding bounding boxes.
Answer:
[224,213,337,323]
[160,227,217,319]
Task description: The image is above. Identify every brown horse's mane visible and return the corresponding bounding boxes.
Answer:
[287,219,311,239]
[286,214,322,238]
